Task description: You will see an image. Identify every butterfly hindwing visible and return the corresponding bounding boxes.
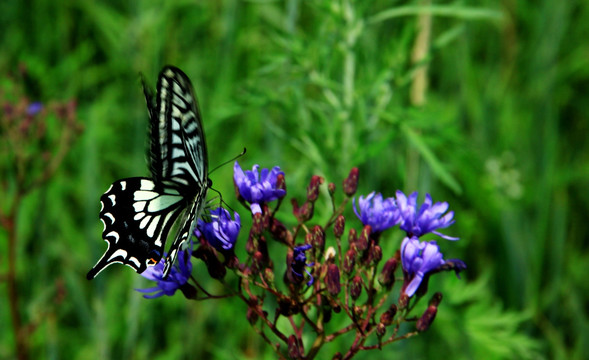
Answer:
[86,178,186,279]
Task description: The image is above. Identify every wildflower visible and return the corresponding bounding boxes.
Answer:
[233,162,286,214]
[290,244,314,286]
[136,246,193,299]
[195,207,241,252]
[395,191,458,240]
[353,192,400,233]
[26,102,43,115]
[401,237,445,297]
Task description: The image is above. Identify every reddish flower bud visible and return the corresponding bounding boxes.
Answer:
[343,249,356,274]
[368,243,382,266]
[334,215,345,238]
[252,251,264,274]
[416,305,438,332]
[264,267,275,284]
[328,182,336,196]
[252,212,264,235]
[378,257,398,289]
[276,173,286,192]
[291,199,314,222]
[356,225,371,252]
[312,225,325,251]
[307,175,324,202]
[348,228,357,248]
[379,304,397,326]
[343,167,359,196]
[376,322,386,337]
[350,275,363,300]
[398,292,409,310]
[326,264,341,296]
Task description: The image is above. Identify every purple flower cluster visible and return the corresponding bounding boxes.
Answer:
[354,190,465,297]
[291,244,314,286]
[234,162,286,215]
[136,245,193,299]
[195,207,241,252]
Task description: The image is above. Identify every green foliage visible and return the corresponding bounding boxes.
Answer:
[1,0,587,358]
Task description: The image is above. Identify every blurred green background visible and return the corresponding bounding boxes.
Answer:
[1,0,588,359]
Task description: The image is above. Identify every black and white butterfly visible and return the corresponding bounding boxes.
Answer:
[87,66,209,280]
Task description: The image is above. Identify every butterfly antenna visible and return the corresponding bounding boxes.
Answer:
[209,147,247,175]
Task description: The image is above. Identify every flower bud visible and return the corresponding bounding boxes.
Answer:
[326,264,341,296]
[379,304,397,326]
[376,322,386,337]
[343,167,359,196]
[328,182,336,196]
[398,292,409,310]
[356,225,370,252]
[252,212,264,235]
[333,215,345,238]
[368,243,382,266]
[311,225,325,251]
[276,173,286,192]
[291,199,314,222]
[350,275,362,300]
[307,175,324,202]
[252,251,264,274]
[264,267,275,284]
[343,249,356,274]
[378,257,398,289]
[348,228,357,248]
[332,352,342,360]
[416,305,438,332]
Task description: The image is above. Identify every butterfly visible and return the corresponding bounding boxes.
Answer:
[87,66,209,280]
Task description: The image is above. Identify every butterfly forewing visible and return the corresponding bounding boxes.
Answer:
[153,66,208,189]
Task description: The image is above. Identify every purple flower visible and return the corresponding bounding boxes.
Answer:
[395,191,458,240]
[136,246,193,299]
[233,162,286,214]
[401,237,445,297]
[291,244,314,286]
[353,192,400,233]
[195,207,241,252]
[26,102,43,115]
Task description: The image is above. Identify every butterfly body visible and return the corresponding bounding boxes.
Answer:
[87,66,208,280]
